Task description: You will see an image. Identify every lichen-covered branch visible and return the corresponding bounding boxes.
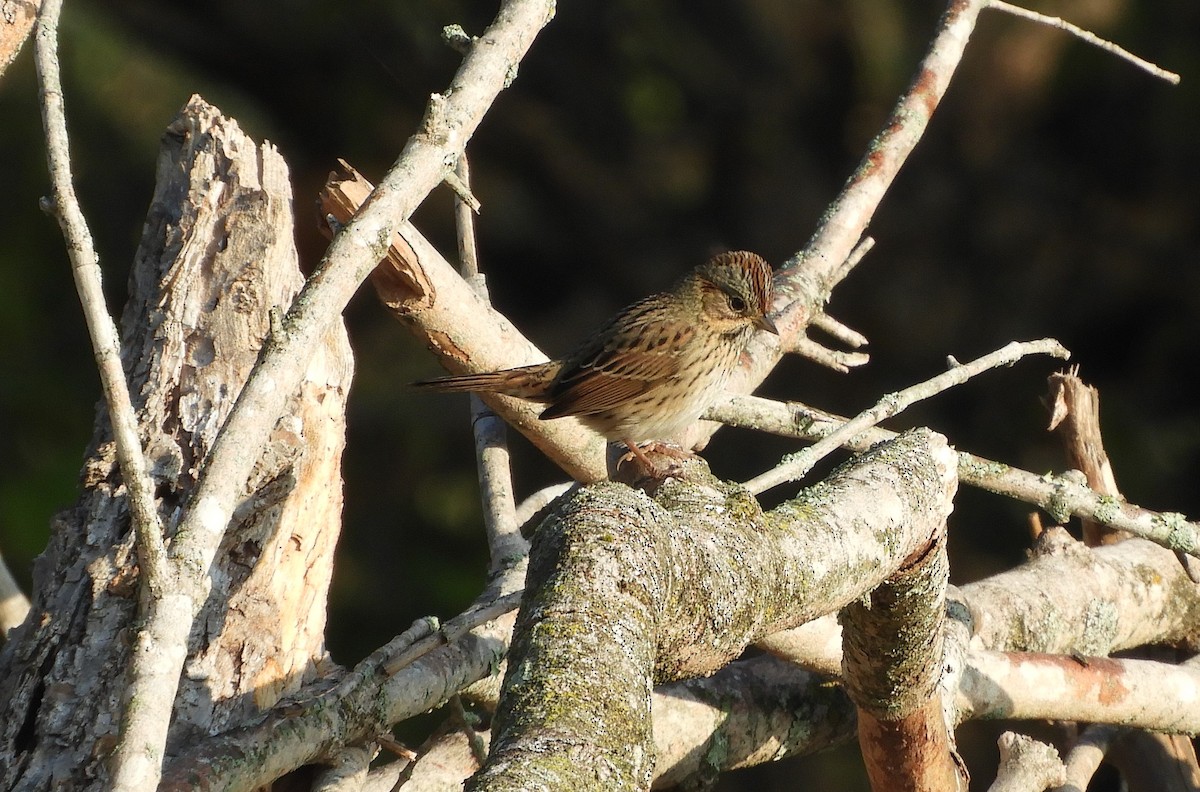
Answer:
[960,528,1200,655]
[843,529,964,792]
[709,393,1200,558]
[468,429,957,790]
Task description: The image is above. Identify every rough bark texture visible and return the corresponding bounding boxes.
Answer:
[843,528,963,792]
[0,95,352,790]
[0,0,41,79]
[1046,370,1200,790]
[467,429,958,791]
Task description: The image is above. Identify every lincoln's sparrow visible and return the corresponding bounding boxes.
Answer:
[413,250,777,453]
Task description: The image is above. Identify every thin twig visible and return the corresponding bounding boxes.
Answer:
[36,3,178,787]
[810,313,869,350]
[455,157,482,280]
[709,392,1200,557]
[743,338,1070,494]
[444,167,483,213]
[91,2,555,789]
[381,590,523,675]
[988,0,1181,85]
[787,337,871,372]
[376,735,419,762]
[33,0,168,589]
[453,155,527,570]
[514,482,575,529]
[829,235,876,291]
[448,694,488,766]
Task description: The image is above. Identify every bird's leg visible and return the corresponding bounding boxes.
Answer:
[611,440,699,485]
[622,439,659,471]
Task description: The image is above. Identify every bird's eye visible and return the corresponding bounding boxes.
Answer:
[727,295,747,313]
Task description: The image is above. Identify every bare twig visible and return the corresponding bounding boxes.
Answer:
[788,337,871,373]
[988,0,1181,84]
[709,393,1200,557]
[454,157,482,280]
[452,155,527,570]
[95,2,555,789]
[810,311,870,350]
[381,590,523,676]
[33,0,168,589]
[445,167,483,213]
[35,3,180,786]
[743,338,1070,493]
[828,235,877,294]
[1053,724,1121,792]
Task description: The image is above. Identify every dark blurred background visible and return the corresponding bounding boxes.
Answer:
[1,1,1197,788]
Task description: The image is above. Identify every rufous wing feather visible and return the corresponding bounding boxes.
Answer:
[541,346,679,418]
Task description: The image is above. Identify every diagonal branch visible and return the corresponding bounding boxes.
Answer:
[708,394,1200,559]
[100,2,558,789]
[743,338,1069,493]
[33,0,168,591]
[685,0,993,452]
[987,0,1180,84]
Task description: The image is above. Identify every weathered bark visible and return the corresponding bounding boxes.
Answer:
[1045,369,1200,790]
[467,429,958,791]
[843,530,964,792]
[0,0,41,80]
[142,457,1200,789]
[0,95,352,790]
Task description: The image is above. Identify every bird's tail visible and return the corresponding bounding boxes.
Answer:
[410,362,559,401]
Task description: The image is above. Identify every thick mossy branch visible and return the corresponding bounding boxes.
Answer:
[469,428,957,791]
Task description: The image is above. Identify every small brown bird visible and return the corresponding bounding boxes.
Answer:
[413,250,777,455]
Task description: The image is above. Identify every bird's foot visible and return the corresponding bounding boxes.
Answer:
[611,440,703,488]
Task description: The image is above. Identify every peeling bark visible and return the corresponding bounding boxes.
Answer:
[0,96,352,791]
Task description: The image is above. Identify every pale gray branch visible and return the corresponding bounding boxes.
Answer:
[34,3,176,786]
[454,155,526,570]
[988,732,1065,792]
[96,2,556,789]
[988,0,1181,84]
[33,0,167,585]
[743,338,1070,493]
[708,394,1200,558]
[1053,725,1121,792]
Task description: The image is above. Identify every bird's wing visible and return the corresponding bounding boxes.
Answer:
[540,338,681,419]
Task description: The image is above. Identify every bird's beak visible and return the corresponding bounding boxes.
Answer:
[755,313,779,335]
